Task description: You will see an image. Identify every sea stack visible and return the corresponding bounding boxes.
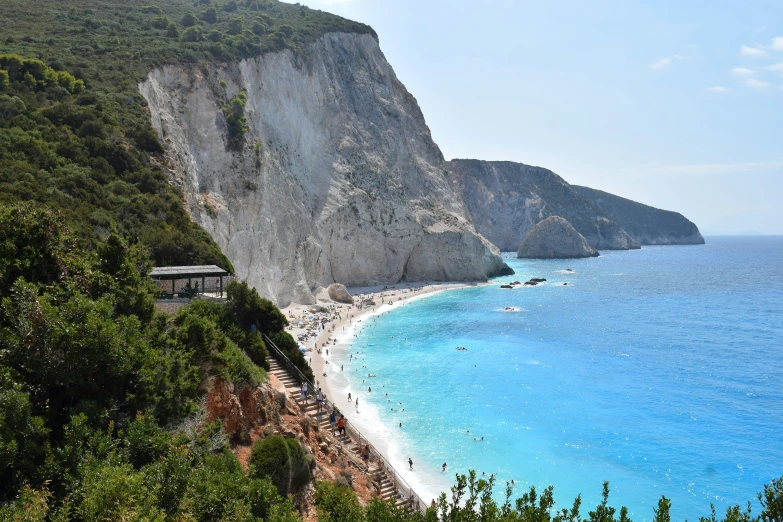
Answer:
[517,216,599,259]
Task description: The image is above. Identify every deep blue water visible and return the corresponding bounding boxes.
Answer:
[334,237,783,521]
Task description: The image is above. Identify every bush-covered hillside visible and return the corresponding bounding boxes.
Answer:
[0,0,374,269]
[0,205,307,518]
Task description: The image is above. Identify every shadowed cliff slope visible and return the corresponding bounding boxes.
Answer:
[574,186,704,245]
[447,159,638,252]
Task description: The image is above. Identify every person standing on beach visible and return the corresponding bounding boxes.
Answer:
[408,458,413,469]
[348,392,351,402]
[442,462,447,472]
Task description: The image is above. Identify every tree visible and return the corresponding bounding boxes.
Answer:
[653,496,671,522]
[759,477,783,522]
[225,280,288,335]
[225,0,238,12]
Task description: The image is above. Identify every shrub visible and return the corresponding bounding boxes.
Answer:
[279,24,294,37]
[251,20,266,36]
[225,1,238,12]
[151,15,170,29]
[249,435,312,496]
[166,23,180,38]
[227,17,243,35]
[181,25,204,42]
[315,481,363,522]
[201,6,218,23]
[180,12,197,27]
[78,463,166,521]
[222,90,247,149]
[207,29,224,42]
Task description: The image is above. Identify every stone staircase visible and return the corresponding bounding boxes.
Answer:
[267,358,413,509]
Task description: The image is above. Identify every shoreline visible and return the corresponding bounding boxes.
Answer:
[281,280,488,502]
[282,281,486,403]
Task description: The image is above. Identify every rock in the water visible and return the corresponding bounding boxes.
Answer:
[529,277,547,283]
[500,284,513,289]
[517,217,599,259]
[496,264,516,276]
[327,283,354,304]
[523,281,537,286]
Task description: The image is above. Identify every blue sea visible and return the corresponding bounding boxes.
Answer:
[330,237,783,521]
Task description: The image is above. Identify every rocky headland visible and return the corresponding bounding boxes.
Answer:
[517,216,599,259]
[447,159,639,252]
[574,186,705,245]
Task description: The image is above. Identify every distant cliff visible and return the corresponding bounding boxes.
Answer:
[447,159,638,252]
[141,33,509,306]
[574,186,705,245]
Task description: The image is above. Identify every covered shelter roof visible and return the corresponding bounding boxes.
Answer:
[149,265,229,280]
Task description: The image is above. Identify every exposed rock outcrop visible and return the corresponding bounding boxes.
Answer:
[447,159,638,251]
[140,33,510,307]
[517,216,599,259]
[574,186,705,245]
[327,283,354,304]
[205,379,281,436]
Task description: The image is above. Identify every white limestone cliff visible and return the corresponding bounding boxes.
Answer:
[140,32,509,306]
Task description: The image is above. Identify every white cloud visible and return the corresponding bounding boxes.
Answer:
[772,37,783,51]
[768,62,783,73]
[650,54,684,70]
[745,78,769,88]
[706,86,728,93]
[731,67,754,76]
[740,45,767,57]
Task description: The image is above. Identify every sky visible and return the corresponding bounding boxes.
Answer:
[295,0,783,235]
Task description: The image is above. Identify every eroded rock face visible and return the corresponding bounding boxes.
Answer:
[205,379,281,436]
[327,283,353,304]
[447,159,639,251]
[140,33,509,306]
[517,216,599,259]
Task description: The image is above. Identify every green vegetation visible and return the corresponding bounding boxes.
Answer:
[249,435,312,497]
[1,0,374,271]
[224,90,249,150]
[0,205,302,519]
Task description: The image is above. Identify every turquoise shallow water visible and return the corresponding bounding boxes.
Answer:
[335,237,783,521]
